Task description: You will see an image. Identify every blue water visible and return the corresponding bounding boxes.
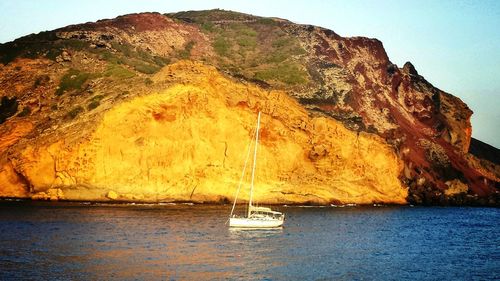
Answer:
[0,201,498,280]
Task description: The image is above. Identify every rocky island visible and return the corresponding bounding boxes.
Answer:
[0,10,498,205]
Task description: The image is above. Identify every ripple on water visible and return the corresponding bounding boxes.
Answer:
[0,202,498,280]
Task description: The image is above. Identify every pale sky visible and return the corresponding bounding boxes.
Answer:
[1,0,498,148]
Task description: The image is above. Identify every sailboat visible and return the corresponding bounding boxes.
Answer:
[229,112,285,228]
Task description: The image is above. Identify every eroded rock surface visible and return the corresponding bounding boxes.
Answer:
[1,62,406,204]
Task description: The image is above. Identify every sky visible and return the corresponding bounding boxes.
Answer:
[1,0,499,148]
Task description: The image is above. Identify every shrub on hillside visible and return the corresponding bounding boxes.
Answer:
[56,69,92,96]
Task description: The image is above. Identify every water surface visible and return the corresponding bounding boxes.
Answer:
[0,201,498,280]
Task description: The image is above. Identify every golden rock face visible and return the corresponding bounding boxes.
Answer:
[0,61,407,204]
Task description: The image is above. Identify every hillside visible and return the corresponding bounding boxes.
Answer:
[469,138,500,165]
[0,10,498,205]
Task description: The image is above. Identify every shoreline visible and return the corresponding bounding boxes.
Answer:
[1,197,498,208]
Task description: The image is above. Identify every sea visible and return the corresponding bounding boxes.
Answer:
[0,201,498,280]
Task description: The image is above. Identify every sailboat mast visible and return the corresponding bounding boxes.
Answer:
[248,111,261,217]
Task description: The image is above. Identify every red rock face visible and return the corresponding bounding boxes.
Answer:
[59,12,176,32]
[294,24,498,204]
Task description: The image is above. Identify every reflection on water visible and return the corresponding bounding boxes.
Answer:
[229,227,283,235]
[0,201,498,280]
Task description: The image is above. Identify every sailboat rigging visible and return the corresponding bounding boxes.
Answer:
[229,112,285,228]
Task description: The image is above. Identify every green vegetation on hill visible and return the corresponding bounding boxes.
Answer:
[0,9,310,88]
[56,68,94,96]
[177,41,196,59]
[254,63,307,85]
[0,31,59,64]
[95,46,160,75]
[104,64,136,79]
[107,42,166,74]
[0,32,168,78]
[170,10,309,86]
[169,9,256,23]
[0,31,93,65]
[87,94,105,110]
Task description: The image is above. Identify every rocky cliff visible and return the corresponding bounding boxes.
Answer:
[0,10,497,205]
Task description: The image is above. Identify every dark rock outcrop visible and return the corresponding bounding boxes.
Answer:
[469,138,500,165]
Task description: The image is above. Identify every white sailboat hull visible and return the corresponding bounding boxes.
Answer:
[229,217,284,228]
